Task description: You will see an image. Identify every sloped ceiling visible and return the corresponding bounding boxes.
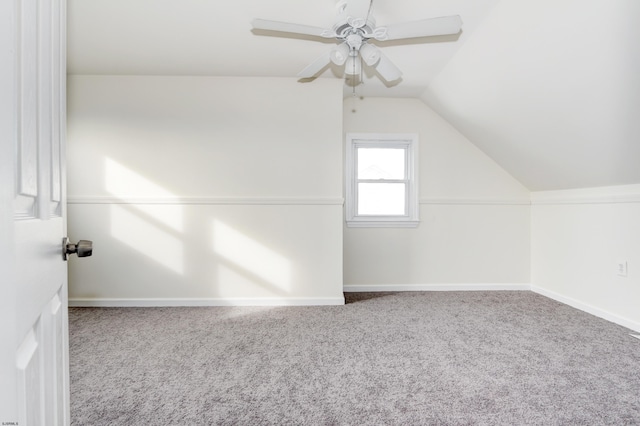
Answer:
[67,0,640,191]
[66,0,499,97]
[422,0,640,191]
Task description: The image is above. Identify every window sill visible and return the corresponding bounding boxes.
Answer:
[346,220,420,228]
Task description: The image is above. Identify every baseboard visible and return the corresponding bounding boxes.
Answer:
[343,283,531,292]
[531,285,640,333]
[69,289,640,333]
[69,296,345,307]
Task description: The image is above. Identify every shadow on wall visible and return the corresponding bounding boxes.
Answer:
[102,157,292,297]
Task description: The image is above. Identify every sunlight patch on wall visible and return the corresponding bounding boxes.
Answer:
[212,219,292,293]
[216,264,284,298]
[104,158,183,232]
[111,205,184,275]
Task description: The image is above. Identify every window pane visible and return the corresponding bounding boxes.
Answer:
[357,148,405,180]
[358,183,406,215]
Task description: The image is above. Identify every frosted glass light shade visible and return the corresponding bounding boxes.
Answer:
[359,43,381,66]
[344,56,361,75]
[330,43,349,66]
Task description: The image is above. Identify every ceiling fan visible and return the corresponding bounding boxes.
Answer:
[251,0,462,84]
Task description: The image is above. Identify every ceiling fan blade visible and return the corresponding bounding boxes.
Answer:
[252,19,334,38]
[374,51,402,82]
[381,15,462,41]
[297,51,332,78]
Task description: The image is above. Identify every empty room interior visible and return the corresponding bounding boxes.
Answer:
[63,0,640,423]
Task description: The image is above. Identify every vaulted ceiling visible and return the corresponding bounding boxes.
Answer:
[422,0,640,191]
[67,0,640,191]
[67,0,499,97]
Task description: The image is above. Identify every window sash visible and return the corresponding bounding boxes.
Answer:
[346,133,419,228]
[356,147,406,180]
[356,182,407,216]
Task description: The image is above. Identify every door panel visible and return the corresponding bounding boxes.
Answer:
[1,0,69,424]
[15,288,67,424]
[16,323,43,424]
[15,0,39,220]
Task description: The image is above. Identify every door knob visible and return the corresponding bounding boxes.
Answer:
[63,237,93,261]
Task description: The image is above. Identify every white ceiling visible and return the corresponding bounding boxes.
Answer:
[422,0,640,190]
[67,0,500,98]
[67,0,640,191]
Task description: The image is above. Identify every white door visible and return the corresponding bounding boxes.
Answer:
[1,0,71,424]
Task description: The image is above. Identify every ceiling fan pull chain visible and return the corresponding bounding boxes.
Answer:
[351,45,356,98]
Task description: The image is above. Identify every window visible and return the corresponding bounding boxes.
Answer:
[345,133,419,227]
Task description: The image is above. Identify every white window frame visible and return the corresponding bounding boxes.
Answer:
[345,133,419,228]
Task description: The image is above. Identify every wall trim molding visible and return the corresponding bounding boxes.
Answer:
[531,285,640,333]
[531,185,640,205]
[67,196,533,206]
[69,296,345,307]
[343,283,531,292]
[419,197,530,205]
[531,195,640,205]
[67,196,345,206]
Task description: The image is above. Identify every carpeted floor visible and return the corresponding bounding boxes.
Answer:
[69,291,640,425]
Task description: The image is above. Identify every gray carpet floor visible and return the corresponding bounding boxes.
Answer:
[69,291,640,425]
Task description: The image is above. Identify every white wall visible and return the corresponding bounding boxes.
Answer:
[65,77,640,332]
[532,185,640,331]
[343,97,531,289]
[66,75,344,305]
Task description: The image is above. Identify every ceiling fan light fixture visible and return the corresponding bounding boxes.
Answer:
[252,1,463,86]
[330,43,350,66]
[359,43,380,66]
[344,56,361,76]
